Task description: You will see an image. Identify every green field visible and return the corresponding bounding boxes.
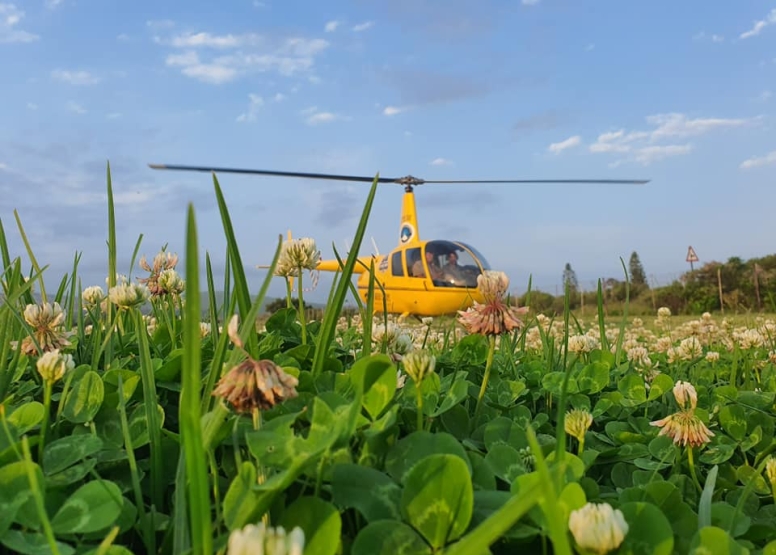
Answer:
[0,169,774,555]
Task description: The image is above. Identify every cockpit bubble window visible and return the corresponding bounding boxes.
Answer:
[424,240,486,288]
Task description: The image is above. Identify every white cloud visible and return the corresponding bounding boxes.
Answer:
[548,135,581,154]
[67,101,86,114]
[352,21,374,32]
[106,112,121,119]
[305,111,346,125]
[383,105,410,116]
[586,112,757,165]
[273,92,285,102]
[430,157,453,166]
[325,20,340,32]
[51,69,101,85]
[116,33,130,41]
[26,102,37,110]
[0,3,39,43]
[756,90,772,102]
[693,31,724,42]
[159,31,330,84]
[236,93,263,122]
[740,150,776,169]
[45,0,63,9]
[522,0,541,5]
[146,19,175,30]
[740,8,776,39]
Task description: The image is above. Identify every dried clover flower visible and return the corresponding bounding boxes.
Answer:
[568,502,629,555]
[138,250,179,296]
[650,410,715,448]
[212,315,299,414]
[457,271,529,336]
[227,522,305,555]
[14,302,74,355]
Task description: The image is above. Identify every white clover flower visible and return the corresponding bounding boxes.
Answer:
[568,502,628,554]
[109,283,150,309]
[227,522,305,555]
[402,350,436,384]
[158,268,185,295]
[705,351,720,363]
[276,237,321,277]
[82,285,105,307]
[200,322,211,338]
[673,380,697,411]
[657,307,671,318]
[36,349,75,383]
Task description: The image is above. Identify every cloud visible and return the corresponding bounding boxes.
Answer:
[739,9,776,39]
[740,150,776,169]
[548,135,581,154]
[0,3,38,43]
[324,20,340,32]
[51,69,101,85]
[585,112,759,165]
[26,102,36,110]
[513,110,564,134]
[45,0,63,9]
[67,101,86,114]
[383,105,409,116]
[522,0,540,5]
[304,108,347,125]
[693,31,724,42]
[236,93,263,122]
[157,30,330,84]
[430,157,453,166]
[352,21,374,32]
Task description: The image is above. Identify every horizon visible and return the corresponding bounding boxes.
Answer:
[1,1,774,304]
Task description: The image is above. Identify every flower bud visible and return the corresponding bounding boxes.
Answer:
[564,408,593,442]
[568,502,628,554]
[673,380,697,411]
[402,350,436,385]
[227,522,305,555]
[36,349,75,383]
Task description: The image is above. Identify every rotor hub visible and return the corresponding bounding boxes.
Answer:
[395,175,425,192]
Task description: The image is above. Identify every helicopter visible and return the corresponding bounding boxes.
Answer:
[148,163,649,317]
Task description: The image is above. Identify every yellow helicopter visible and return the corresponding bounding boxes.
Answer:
[148,163,648,316]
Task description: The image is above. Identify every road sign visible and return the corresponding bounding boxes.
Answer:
[686,246,698,263]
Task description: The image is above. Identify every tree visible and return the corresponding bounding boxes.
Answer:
[629,251,647,286]
[562,263,578,292]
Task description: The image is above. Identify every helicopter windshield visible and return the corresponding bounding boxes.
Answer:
[423,240,488,288]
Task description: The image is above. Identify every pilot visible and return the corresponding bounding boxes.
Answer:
[442,251,464,283]
[412,250,443,279]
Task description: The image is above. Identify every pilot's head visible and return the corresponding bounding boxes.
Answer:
[447,252,458,265]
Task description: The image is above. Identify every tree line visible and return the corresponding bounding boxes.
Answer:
[517,251,776,316]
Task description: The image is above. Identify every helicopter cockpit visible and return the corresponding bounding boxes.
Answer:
[406,240,490,288]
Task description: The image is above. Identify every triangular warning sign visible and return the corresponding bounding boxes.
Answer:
[686,246,698,263]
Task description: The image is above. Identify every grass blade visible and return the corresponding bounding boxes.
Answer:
[13,210,47,303]
[180,203,213,555]
[312,173,380,377]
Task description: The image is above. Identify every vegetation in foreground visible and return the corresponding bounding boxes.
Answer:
[0,166,775,555]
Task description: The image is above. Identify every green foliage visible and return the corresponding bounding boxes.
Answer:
[0,163,772,555]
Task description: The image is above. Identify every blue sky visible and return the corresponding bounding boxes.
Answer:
[1,0,775,303]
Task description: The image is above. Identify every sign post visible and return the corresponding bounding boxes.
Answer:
[686,246,698,271]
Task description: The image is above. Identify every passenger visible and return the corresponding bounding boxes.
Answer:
[413,250,443,279]
[442,251,465,283]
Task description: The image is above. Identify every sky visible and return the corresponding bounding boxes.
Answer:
[1,0,775,303]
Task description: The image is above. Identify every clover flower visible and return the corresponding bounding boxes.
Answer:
[402,350,436,385]
[14,302,74,355]
[212,315,299,414]
[673,380,697,411]
[457,271,529,336]
[109,283,150,309]
[564,408,593,443]
[568,502,629,555]
[766,456,776,487]
[227,522,305,555]
[36,349,75,384]
[138,250,179,296]
[650,410,714,448]
[82,285,105,308]
[275,237,321,277]
[157,268,185,296]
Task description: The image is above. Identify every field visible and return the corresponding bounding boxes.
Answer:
[1,169,775,555]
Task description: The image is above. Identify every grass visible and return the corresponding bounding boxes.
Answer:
[0,165,774,554]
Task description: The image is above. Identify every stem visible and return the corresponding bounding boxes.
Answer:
[415,383,424,432]
[297,269,307,345]
[577,435,585,457]
[38,380,53,460]
[252,408,269,526]
[687,446,703,493]
[285,278,292,309]
[475,335,497,423]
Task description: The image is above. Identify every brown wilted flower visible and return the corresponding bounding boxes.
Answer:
[13,302,75,356]
[457,271,529,336]
[650,410,715,448]
[138,249,179,296]
[212,315,299,413]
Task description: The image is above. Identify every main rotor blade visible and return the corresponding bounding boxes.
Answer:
[423,179,649,184]
[148,163,397,183]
